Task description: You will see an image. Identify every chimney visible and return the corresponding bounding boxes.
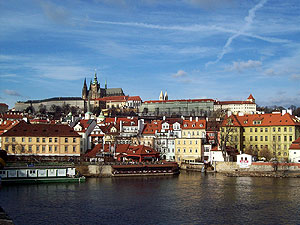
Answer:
[287,109,292,115]
[196,117,199,122]
[282,110,287,115]
[190,117,192,121]
[163,116,166,121]
[120,121,123,132]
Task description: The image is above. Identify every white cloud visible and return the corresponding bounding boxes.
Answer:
[291,74,300,80]
[172,70,187,78]
[229,60,262,72]
[4,89,22,96]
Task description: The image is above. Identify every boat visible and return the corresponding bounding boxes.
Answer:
[0,166,86,185]
[111,162,180,177]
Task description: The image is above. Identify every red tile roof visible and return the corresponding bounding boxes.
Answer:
[144,99,215,104]
[0,120,18,135]
[247,94,255,100]
[222,113,300,127]
[0,121,80,137]
[215,101,256,105]
[95,95,142,102]
[142,121,162,134]
[128,96,142,101]
[182,119,206,130]
[289,137,300,150]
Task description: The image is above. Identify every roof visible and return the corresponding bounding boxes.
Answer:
[247,94,255,100]
[289,137,300,150]
[215,101,256,105]
[0,121,80,137]
[0,113,25,120]
[126,145,159,156]
[0,103,8,107]
[182,119,206,130]
[142,121,162,134]
[144,99,215,104]
[0,120,18,136]
[78,119,94,130]
[222,113,300,127]
[96,95,128,102]
[128,96,142,101]
[19,97,83,104]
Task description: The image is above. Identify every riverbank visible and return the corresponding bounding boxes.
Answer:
[222,171,300,178]
[0,207,14,225]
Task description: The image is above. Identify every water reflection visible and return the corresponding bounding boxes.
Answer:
[1,172,300,224]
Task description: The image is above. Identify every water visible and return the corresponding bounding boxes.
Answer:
[1,171,300,225]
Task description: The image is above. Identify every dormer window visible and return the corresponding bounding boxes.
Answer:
[192,124,195,128]
[200,124,203,127]
[184,124,187,127]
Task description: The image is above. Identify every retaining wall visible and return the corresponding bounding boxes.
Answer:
[216,162,300,173]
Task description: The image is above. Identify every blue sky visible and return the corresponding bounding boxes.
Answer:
[0,0,300,108]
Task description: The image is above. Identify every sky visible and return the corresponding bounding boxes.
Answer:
[0,0,300,109]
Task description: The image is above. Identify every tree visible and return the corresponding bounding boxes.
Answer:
[38,104,46,115]
[258,147,273,161]
[62,103,71,115]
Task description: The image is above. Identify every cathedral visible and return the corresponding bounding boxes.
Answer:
[82,72,124,100]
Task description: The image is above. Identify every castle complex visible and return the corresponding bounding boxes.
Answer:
[82,72,124,100]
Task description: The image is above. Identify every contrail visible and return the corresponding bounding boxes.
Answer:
[78,16,287,44]
[206,0,268,67]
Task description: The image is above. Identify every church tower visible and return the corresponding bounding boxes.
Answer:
[164,91,168,100]
[159,91,164,101]
[82,78,88,100]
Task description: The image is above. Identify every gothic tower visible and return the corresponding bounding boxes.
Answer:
[82,78,88,100]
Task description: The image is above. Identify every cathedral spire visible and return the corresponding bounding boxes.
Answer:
[105,79,107,89]
[93,70,98,84]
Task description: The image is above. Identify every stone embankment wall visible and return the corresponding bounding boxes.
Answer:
[215,162,300,173]
[76,165,112,177]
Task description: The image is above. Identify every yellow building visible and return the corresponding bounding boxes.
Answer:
[175,119,206,164]
[0,121,81,157]
[221,112,300,161]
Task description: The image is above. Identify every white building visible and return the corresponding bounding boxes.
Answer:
[73,119,96,153]
[289,137,300,163]
[214,94,256,115]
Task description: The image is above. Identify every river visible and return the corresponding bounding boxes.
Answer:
[1,171,300,225]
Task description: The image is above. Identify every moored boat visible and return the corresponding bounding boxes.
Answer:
[0,166,85,185]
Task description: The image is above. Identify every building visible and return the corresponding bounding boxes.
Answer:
[15,97,85,112]
[139,98,215,117]
[221,111,300,162]
[289,137,300,163]
[214,94,256,115]
[82,72,124,100]
[0,121,81,158]
[174,118,206,164]
[73,119,97,153]
[0,103,9,113]
[93,95,142,111]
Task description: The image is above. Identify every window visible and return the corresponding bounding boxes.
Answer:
[178,140,180,144]
[273,136,276,141]
[28,137,32,142]
[5,137,8,142]
[183,141,186,145]
[265,128,268,132]
[278,145,281,150]
[36,146,40,152]
[260,128,263,132]
[42,146,46,152]
[284,127,287,132]
[250,136,253,141]
[255,136,258,141]
[284,152,287,156]
[250,128,253,132]
[21,145,25,152]
[265,136,268,141]
[55,138,58,143]
[255,128,257,132]
[183,149,186,153]
[42,138,46,143]
[5,145,8,151]
[12,145,15,151]
[65,146,68,152]
[36,137,40,142]
[177,149,180,153]
[284,136,287,142]
[73,146,76,152]
[289,127,292,132]
[189,140,192,145]
[278,136,281,141]
[65,138,68,143]
[195,149,198,153]
[55,146,58,152]
[12,137,15,142]
[49,146,52,152]
[190,149,192,153]
[278,127,281,132]
[290,136,293,141]
[22,137,25,142]
[28,145,32,152]
[49,138,52,143]
[273,128,276,132]
[260,136,263,141]
[195,140,198,144]
[73,138,76,143]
